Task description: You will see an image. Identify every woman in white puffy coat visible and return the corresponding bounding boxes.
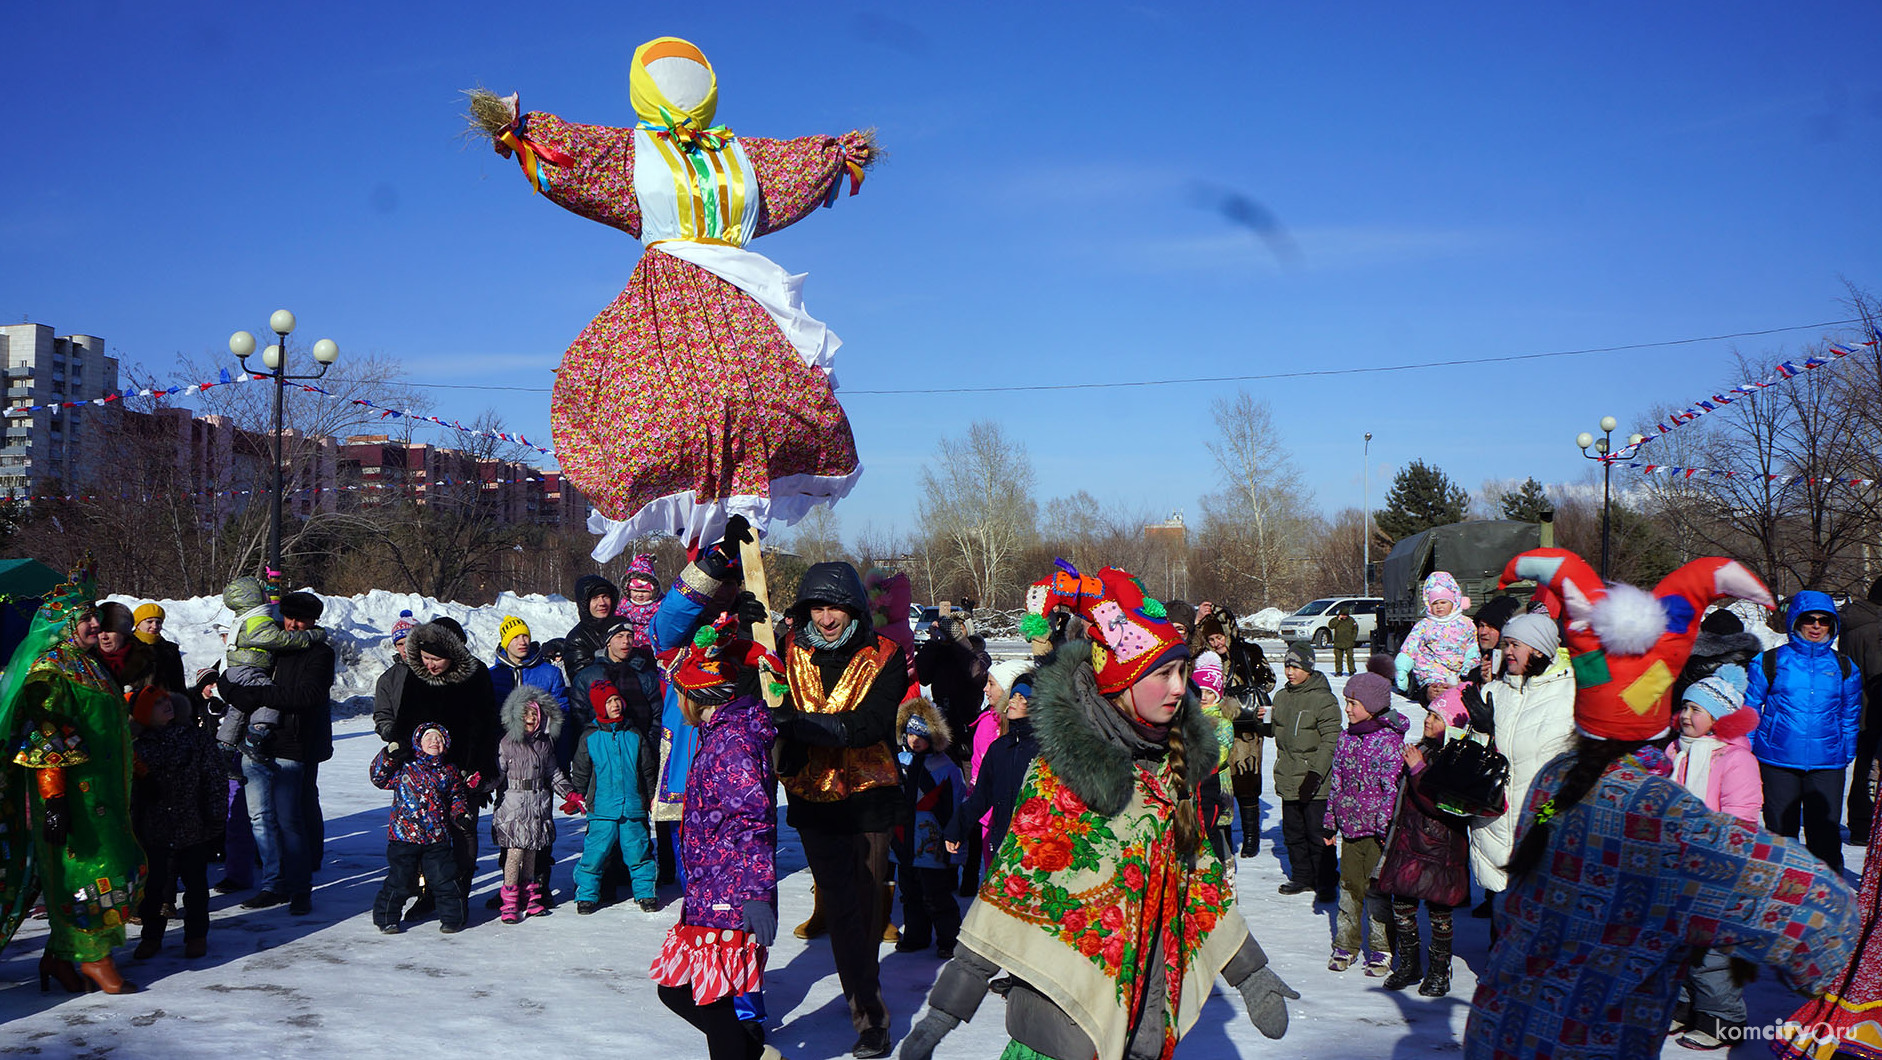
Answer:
[1467,613,1576,895]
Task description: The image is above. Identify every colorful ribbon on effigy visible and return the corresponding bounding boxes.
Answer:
[498,116,577,196]
[636,105,731,153]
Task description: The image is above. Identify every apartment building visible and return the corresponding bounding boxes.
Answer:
[0,323,121,499]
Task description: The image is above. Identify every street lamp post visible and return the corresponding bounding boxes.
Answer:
[1576,416,1644,582]
[1362,432,1373,597]
[229,310,340,574]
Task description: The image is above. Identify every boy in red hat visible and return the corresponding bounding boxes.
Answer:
[567,681,660,914]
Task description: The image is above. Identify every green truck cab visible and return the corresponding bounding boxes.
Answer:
[1374,512,1555,653]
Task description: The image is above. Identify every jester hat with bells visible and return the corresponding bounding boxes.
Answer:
[658,610,784,708]
[1038,563,1188,696]
[1497,548,1773,741]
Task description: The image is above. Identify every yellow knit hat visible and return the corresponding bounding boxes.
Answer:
[133,602,165,626]
[498,615,530,651]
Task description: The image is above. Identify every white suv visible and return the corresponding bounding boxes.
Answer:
[1278,597,1383,647]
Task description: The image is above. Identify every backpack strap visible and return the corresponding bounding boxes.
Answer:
[1762,646,1853,681]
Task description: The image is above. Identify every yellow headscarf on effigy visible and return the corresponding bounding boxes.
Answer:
[630,37,728,151]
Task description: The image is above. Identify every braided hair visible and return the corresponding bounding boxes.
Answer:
[1503,736,1648,880]
[1164,708,1205,860]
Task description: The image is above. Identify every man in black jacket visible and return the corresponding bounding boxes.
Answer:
[373,620,500,905]
[773,561,910,1059]
[561,574,621,687]
[222,591,338,916]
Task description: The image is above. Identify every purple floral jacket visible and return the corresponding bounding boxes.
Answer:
[1323,710,1408,839]
[679,694,777,931]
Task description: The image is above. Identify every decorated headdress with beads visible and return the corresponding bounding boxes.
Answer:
[1040,562,1188,695]
[659,610,785,705]
[41,554,99,634]
[1498,548,1772,741]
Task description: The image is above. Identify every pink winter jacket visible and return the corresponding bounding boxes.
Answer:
[1670,705,1763,824]
[966,708,1001,851]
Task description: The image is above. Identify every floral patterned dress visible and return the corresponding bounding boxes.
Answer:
[503,111,870,557]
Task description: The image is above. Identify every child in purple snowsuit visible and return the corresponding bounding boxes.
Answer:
[648,611,780,1060]
[370,722,473,934]
[1323,672,1406,975]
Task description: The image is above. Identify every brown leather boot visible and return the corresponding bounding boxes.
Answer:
[879,883,899,944]
[793,885,826,940]
[78,956,138,994]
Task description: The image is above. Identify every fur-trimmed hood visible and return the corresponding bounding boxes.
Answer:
[1689,629,1764,668]
[500,683,564,743]
[403,621,480,687]
[896,695,952,752]
[1028,638,1215,818]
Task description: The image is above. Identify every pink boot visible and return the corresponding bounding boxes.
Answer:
[525,883,548,918]
[499,885,522,924]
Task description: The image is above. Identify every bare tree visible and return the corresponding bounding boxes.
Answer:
[785,504,845,565]
[917,421,1038,609]
[1197,392,1317,610]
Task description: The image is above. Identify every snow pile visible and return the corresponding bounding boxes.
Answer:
[105,588,580,706]
[1241,607,1286,635]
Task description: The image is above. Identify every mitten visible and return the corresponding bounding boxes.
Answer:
[1301,771,1323,799]
[451,811,474,835]
[42,794,69,847]
[740,901,778,948]
[386,741,412,763]
[899,1012,960,1060]
[1393,652,1414,692]
[1236,966,1299,1039]
[696,515,752,582]
[464,771,484,793]
[733,590,769,629]
[560,792,586,815]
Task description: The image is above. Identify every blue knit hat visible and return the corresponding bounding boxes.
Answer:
[904,712,932,739]
[1683,663,1748,720]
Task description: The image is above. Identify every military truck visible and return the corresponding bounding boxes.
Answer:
[1374,511,1555,652]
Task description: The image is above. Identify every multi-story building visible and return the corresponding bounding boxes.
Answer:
[338,435,584,529]
[0,323,121,499]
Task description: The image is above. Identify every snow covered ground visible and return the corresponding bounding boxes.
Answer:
[0,619,1844,1058]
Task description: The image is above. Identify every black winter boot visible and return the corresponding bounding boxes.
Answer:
[1418,913,1453,997]
[1384,899,1422,990]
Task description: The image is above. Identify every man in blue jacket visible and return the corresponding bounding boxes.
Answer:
[1750,590,1864,872]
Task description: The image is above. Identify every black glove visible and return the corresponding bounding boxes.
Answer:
[696,515,753,582]
[1301,771,1324,798]
[1236,966,1300,1039]
[741,900,778,948]
[733,590,769,629]
[768,702,796,735]
[42,794,69,847]
[899,1012,960,1060]
[452,811,474,835]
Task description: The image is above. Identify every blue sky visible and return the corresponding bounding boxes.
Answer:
[6,1,1880,543]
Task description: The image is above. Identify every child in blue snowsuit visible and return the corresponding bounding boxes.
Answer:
[568,681,660,914]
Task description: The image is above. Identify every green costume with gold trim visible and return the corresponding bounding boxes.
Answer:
[0,563,147,963]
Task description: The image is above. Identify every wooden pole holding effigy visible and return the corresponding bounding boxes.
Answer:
[738,536,785,709]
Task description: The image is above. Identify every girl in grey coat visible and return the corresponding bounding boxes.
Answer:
[493,685,574,923]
